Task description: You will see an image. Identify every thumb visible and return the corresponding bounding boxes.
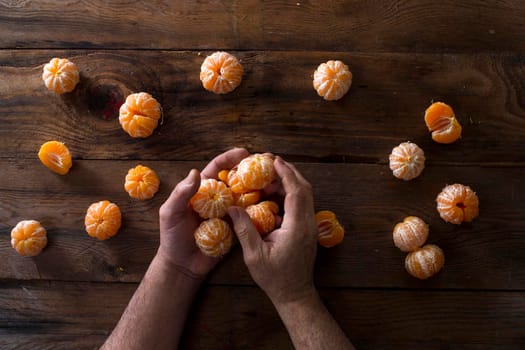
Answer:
[228,206,261,254]
[161,169,200,219]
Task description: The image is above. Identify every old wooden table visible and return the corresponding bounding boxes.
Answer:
[1,1,524,349]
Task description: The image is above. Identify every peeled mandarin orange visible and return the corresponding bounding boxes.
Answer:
[436,184,479,224]
[11,220,48,257]
[236,154,276,192]
[42,57,80,94]
[313,60,352,101]
[315,210,345,248]
[200,51,243,94]
[246,201,279,236]
[405,244,445,280]
[233,190,261,208]
[393,216,429,252]
[38,141,73,175]
[194,218,233,257]
[190,179,234,219]
[124,165,160,200]
[424,102,462,144]
[85,200,122,240]
[389,141,425,181]
[119,92,161,138]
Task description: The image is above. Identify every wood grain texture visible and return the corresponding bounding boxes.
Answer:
[0,1,524,53]
[1,159,523,290]
[0,50,524,163]
[0,281,524,349]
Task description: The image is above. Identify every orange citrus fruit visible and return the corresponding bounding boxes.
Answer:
[233,190,261,208]
[85,200,122,240]
[200,51,243,94]
[315,210,345,248]
[246,201,279,236]
[389,142,425,181]
[38,141,73,175]
[194,218,233,257]
[42,57,80,94]
[190,179,234,219]
[405,244,445,279]
[424,102,462,144]
[119,92,161,138]
[11,220,48,257]
[235,154,276,192]
[436,184,479,224]
[313,60,352,101]
[393,216,429,252]
[124,165,160,200]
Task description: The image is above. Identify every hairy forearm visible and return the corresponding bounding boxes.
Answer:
[273,289,355,350]
[101,253,203,350]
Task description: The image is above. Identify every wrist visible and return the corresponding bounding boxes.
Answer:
[152,251,205,288]
[270,284,319,310]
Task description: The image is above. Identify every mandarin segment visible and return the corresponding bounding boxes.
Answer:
[233,190,261,208]
[194,218,233,257]
[424,102,462,144]
[38,141,73,175]
[119,92,161,138]
[389,142,425,181]
[11,220,48,257]
[85,200,122,240]
[436,184,479,224]
[313,60,352,101]
[124,165,160,200]
[246,201,279,236]
[315,210,345,248]
[200,51,243,94]
[393,216,429,252]
[405,244,445,280]
[190,179,234,219]
[42,57,80,94]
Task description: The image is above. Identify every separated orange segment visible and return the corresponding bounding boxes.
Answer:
[200,51,243,94]
[313,60,352,101]
[38,141,73,175]
[246,201,279,236]
[11,220,48,257]
[190,179,234,219]
[119,92,161,138]
[389,141,425,181]
[315,210,345,248]
[42,57,79,94]
[194,218,233,257]
[424,102,462,144]
[233,190,261,208]
[436,183,479,224]
[405,244,445,279]
[124,165,160,200]
[392,216,429,252]
[85,200,122,240]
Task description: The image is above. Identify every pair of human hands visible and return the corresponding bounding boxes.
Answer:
[157,148,318,304]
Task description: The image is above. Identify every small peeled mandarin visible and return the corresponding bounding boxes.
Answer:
[38,141,73,175]
[85,200,122,240]
[119,92,161,138]
[393,216,429,252]
[124,165,160,200]
[315,210,345,248]
[246,201,279,236]
[200,51,243,94]
[424,102,462,144]
[389,142,425,181]
[194,218,233,257]
[11,220,48,257]
[190,179,234,219]
[405,244,445,280]
[42,57,79,94]
[313,60,352,101]
[436,183,479,224]
[234,154,276,193]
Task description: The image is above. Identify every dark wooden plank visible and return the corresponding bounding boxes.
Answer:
[1,159,523,290]
[0,50,524,164]
[1,1,525,53]
[0,281,524,349]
